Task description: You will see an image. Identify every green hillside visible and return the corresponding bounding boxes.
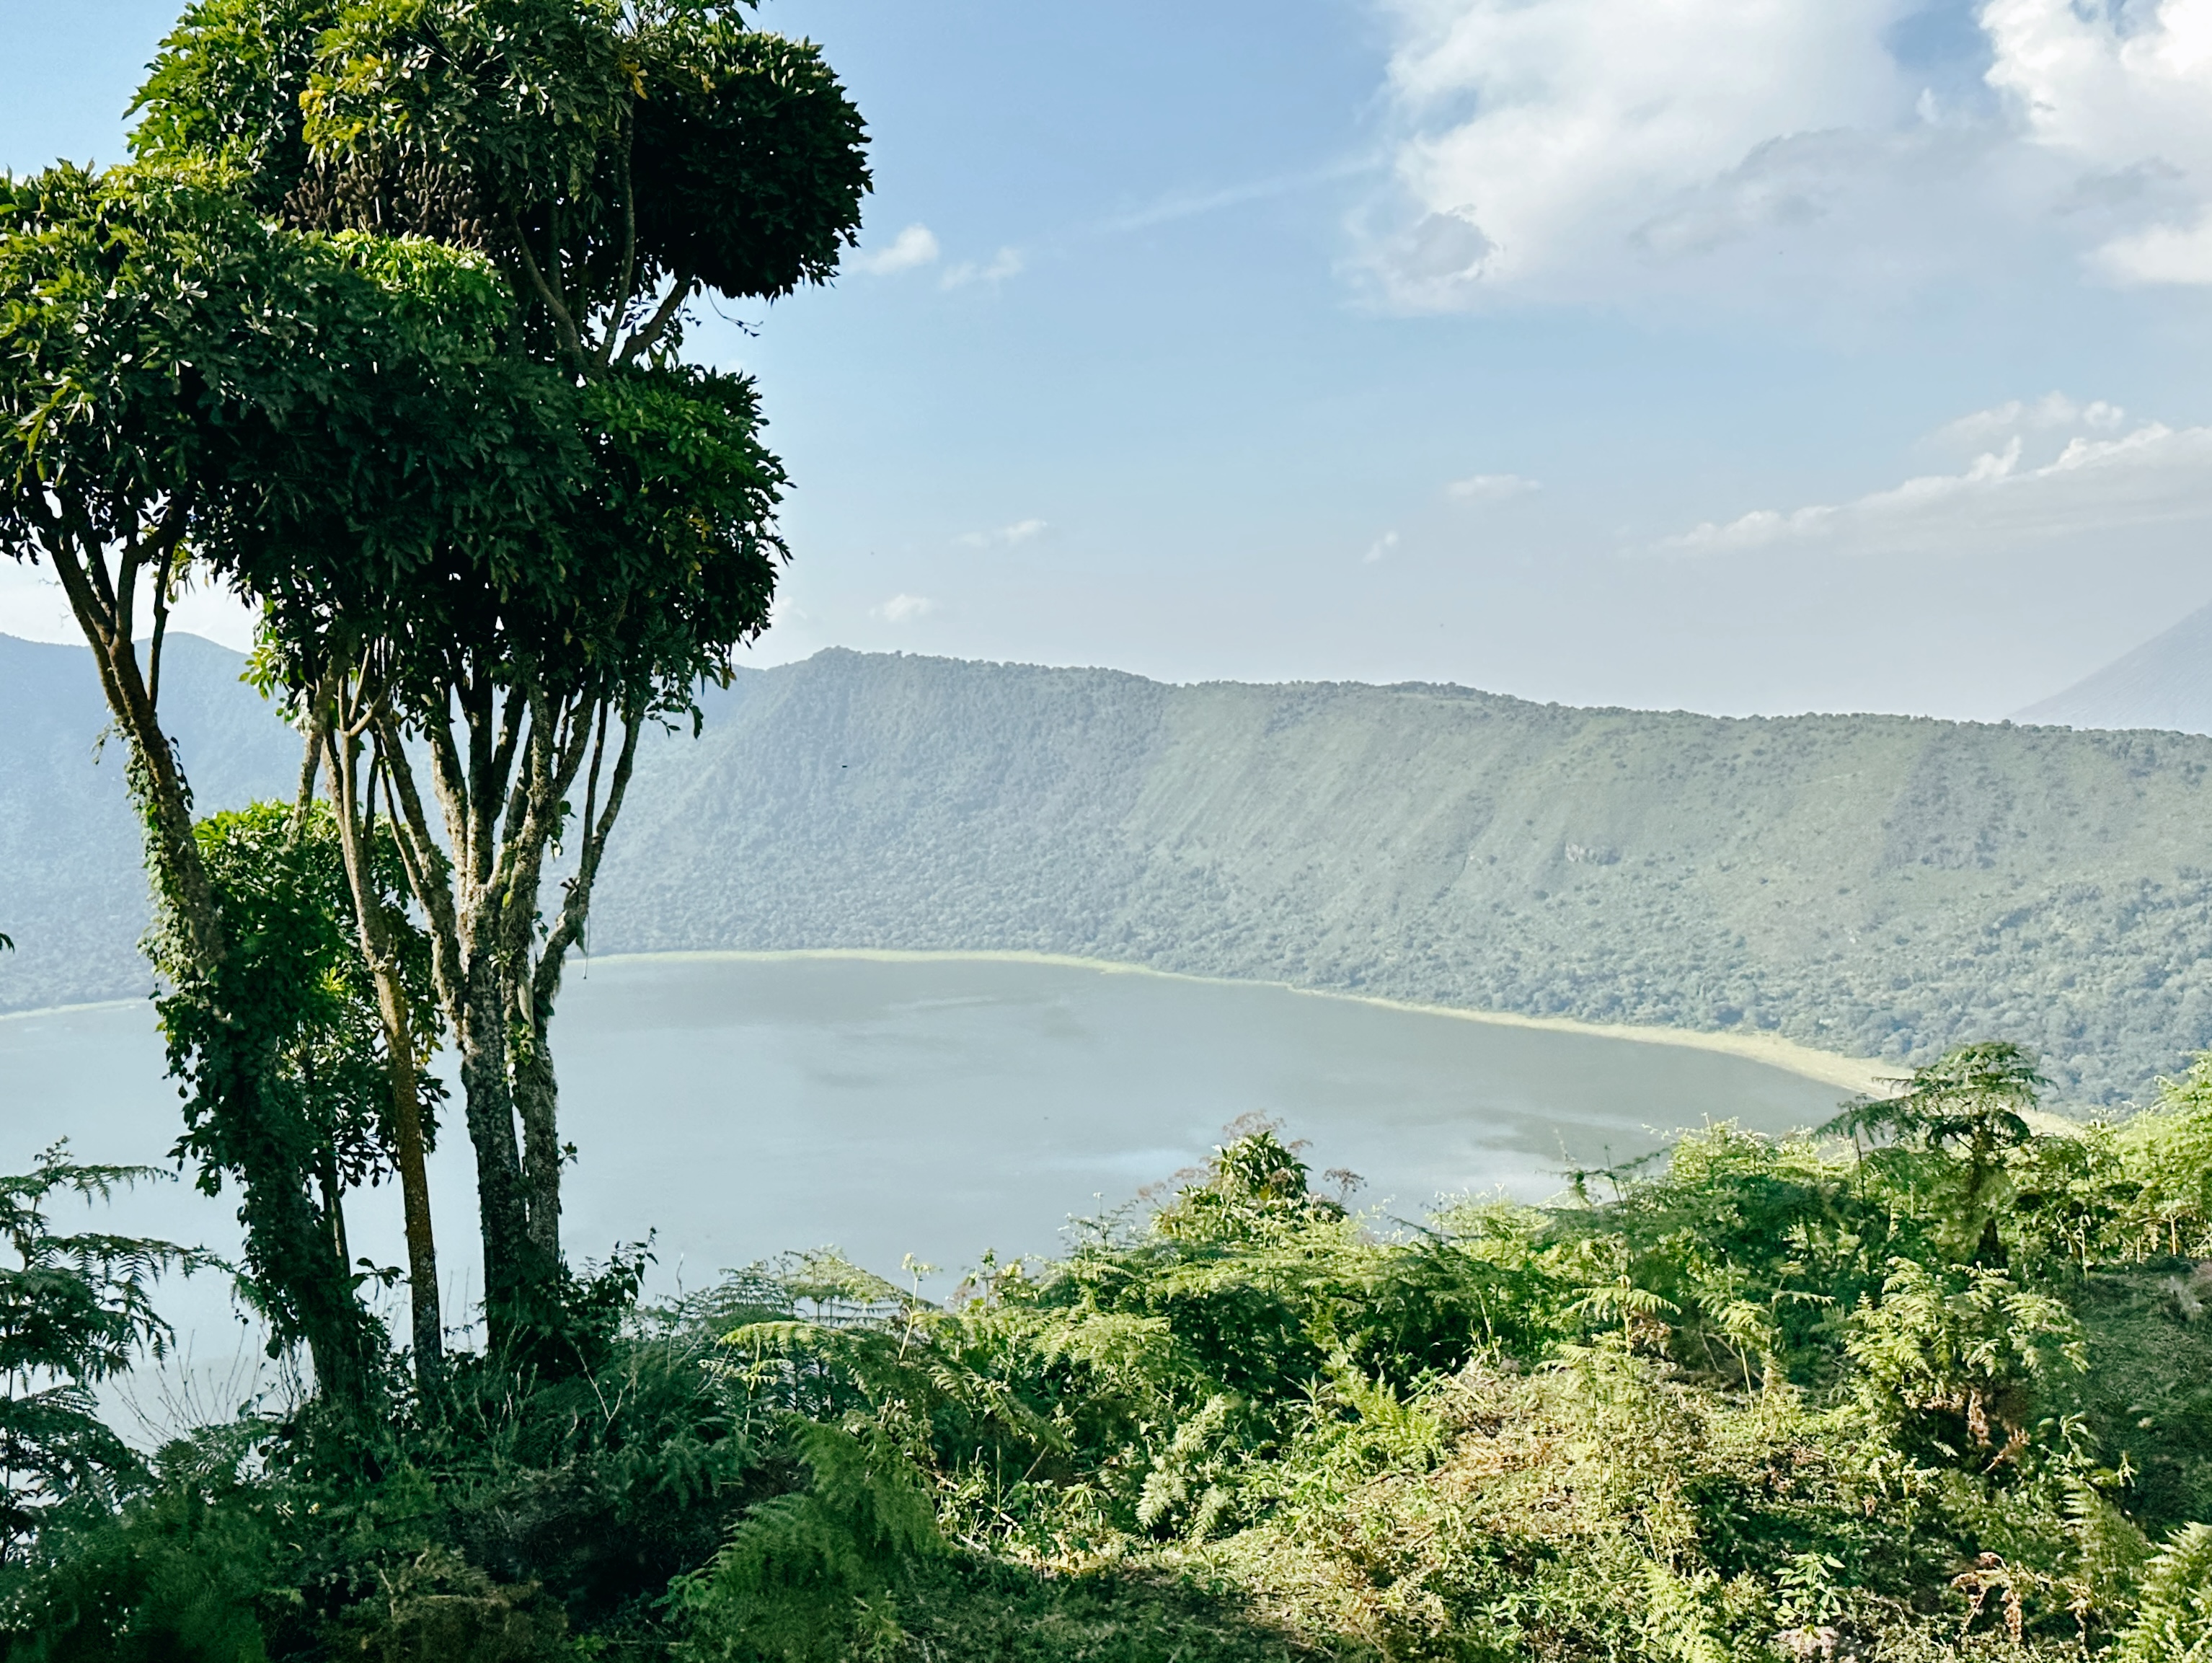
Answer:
[590,650,2212,1105]
[12,637,2212,1103]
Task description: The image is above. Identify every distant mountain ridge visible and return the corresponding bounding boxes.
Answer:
[2014,601,2212,736]
[9,635,2212,1104]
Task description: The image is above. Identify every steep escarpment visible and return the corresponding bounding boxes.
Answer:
[589,652,2212,1103]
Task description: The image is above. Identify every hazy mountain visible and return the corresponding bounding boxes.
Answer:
[12,636,2212,1103]
[0,633,298,1013]
[2014,601,2212,736]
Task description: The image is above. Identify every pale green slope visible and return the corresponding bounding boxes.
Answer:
[590,653,2212,1103]
[10,637,2212,1104]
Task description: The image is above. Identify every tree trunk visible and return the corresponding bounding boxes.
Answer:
[459,948,535,1340]
[385,1032,443,1380]
[513,1015,563,1268]
[322,723,443,1389]
[509,697,643,1275]
[1974,1214,2008,1270]
[319,1146,350,1269]
[375,683,642,1355]
[373,717,546,1350]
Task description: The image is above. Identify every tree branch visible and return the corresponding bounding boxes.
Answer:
[42,511,224,975]
[508,212,583,363]
[293,724,324,826]
[616,268,695,366]
[597,112,640,368]
[423,701,474,896]
[535,694,640,1010]
[143,501,191,715]
[374,711,466,1027]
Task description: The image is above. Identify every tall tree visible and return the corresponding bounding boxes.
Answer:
[0,162,562,1392]
[136,0,870,1338]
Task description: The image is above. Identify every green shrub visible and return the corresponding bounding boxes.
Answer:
[2115,1522,2212,1662]
[14,1054,2212,1661]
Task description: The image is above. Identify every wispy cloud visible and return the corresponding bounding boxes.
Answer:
[1446,472,1540,501]
[1929,393,2125,452]
[1656,400,2212,560]
[1097,156,1382,235]
[942,247,1025,289]
[957,518,1048,549]
[870,594,937,624]
[855,223,942,276]
[1363,530,1401,565]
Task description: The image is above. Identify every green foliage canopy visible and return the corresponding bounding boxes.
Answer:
[134,0,871,362]
[148,801,439,1402]
[0,162,541,584]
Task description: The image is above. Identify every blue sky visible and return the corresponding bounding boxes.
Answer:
[9,0,2212,718]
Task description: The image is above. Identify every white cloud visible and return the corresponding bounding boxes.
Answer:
[851,225,1023,289]
[856,223,941,276]
[1363,0,2212,307]
[1368,0,1916,304]
[1928,393,2125,451]
[1657,402,2212,559]
[2094,213,2212,285]
[1363,530,1401,564]
[956,518,1048,549]
[870,593,937,624]
[1446,472,1540,501]
[1981,0,2212,284]
[941,247,1025,289]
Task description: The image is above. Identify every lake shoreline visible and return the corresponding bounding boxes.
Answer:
[3,952,1890,1098]
[580,947,1893,1097]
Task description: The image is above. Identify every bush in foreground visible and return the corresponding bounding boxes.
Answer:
[5,1047,2212,1659]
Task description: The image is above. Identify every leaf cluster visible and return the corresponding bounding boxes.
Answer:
[157,801,441,1198]
[0,1148,215,1557]
[134,0,870,356]
[0,159,543,608]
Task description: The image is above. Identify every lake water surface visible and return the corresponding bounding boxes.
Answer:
[4,953,1852,1377]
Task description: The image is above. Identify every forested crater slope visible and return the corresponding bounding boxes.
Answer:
[9,637,2212,1103]
[589,650,2212,1104]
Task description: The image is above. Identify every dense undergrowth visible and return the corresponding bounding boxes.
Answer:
[6,1044,2211,1662]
